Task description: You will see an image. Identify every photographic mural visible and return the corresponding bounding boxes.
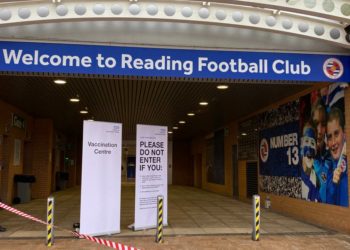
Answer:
[259,83,348,207]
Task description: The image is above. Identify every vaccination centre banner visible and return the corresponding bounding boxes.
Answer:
[80,121,122,235]
[259,83,348,207]
[134,124,168,230]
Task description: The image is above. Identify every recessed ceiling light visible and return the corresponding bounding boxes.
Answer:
[173,126,179,130]
[241,132,247,136]
[80,107,88,114]
[217,85,228,90]
[187,113,195,116]
[179,121,186,124]
[199,101,208,106]
[54,79,66,85]
[168,131,173,134]
[70,97,80,102]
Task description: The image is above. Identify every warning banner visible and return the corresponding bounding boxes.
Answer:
[134,125,168,230]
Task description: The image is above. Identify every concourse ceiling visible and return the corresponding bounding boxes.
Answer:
[0,74,311,140]
[0,0,350,52]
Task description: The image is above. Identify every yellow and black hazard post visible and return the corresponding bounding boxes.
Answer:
[252,195,260,241]
[47,197,55,246]
[155,195,164,243]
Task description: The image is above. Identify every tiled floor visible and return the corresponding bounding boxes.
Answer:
[0,184,328,239]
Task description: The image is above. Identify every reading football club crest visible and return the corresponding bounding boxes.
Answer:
[260,138,269,163]
[323,58,344,80]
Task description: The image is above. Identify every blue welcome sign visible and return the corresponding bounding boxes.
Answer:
[0,41,349,82]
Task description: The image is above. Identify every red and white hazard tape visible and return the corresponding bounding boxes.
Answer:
[0,202,140,250]
[0,202,47,225]
[71,232,139,250]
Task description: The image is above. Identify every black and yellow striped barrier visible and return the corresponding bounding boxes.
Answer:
[47,197,55,246]
[252,195,260,241]
[155,195,164,243]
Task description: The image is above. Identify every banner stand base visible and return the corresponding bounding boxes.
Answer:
[132,223,168,231]
[80,230,120,237]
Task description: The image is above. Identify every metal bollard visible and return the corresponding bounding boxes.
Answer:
[252,195,260,241]
[47,197,55,246]
[155,195,164,243]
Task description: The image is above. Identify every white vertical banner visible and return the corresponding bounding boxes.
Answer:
[134,124,168,230]
[80,121,122,236]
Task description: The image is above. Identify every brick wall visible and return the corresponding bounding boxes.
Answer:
[0,99,33,203]
[238,160,247,201]
[51,148,60,191]
[1,136,10,203]
[30,119,54,199]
